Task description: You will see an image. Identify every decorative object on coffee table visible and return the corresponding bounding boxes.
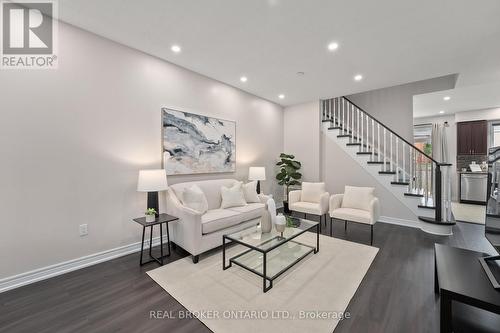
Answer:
[275,213,286,238]
[261,198,276,233]
[275,153,302,213]
[132,213,178,266]
[249,166,266,194]
[137,169,169,217]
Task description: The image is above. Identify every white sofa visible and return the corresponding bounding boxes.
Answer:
[329,186,380,245]
[166,179,271,263]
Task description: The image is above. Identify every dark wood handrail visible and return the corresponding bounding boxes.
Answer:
[340,96,450,166]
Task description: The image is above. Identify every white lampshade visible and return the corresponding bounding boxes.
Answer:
[249,167,266,181]
[137,169,169,192]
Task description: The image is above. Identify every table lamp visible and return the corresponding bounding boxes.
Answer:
[137,169,169,217]
[249,167,266,194]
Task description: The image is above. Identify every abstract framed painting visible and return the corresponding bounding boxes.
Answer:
[162,108,236,175]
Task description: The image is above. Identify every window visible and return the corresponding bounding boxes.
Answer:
[414,124,432,156]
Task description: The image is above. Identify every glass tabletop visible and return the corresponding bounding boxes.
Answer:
[224,216,318,252]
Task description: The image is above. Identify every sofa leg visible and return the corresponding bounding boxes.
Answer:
[370,225,374,245]
[330,217,333,237]
[192,255,199,264]
[171,242,177,250]
[304,213,307,219]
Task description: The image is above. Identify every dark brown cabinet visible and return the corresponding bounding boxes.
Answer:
[457,120,487,155]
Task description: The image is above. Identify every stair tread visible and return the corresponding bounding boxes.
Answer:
[367,161,390,164]
[404,192,424,197]
[379,171,396,174]
[328,126,341,130]
[418,205,436,209]
[346,143,362,146]
[357,151,377,155]
[391,181,410,185]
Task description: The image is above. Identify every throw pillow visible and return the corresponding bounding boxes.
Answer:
[181,185,209,214]
[341,186,375,211]
[301,182,326,203]
[242,181,260,203]
[220,182,247,209]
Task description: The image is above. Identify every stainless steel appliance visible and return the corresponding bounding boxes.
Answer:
[460,172,487,204]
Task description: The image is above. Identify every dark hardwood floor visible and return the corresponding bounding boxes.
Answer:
[0,216,497,333]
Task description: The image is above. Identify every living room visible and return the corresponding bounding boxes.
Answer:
[1,1,500,333]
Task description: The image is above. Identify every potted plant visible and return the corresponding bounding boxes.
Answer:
[276,153,302,213]
[145,208,157,223]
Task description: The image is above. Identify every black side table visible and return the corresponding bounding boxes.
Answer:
[133,213,178,266]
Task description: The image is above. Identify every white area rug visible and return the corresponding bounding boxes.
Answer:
[147,233,378,333]
[451,202,486,224]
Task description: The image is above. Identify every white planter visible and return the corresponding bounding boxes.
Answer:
[145,214,156,223]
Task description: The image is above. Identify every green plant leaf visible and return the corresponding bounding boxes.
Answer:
[289,180,301,186]
[290,172,302,179]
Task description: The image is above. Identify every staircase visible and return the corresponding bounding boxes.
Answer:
[321,97,455,235]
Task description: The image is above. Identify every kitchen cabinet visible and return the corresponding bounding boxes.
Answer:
[457,120,487,155]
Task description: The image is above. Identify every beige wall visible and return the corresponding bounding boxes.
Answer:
[0,23,284,279]
[283,101,321,182]
[347,75,458,142]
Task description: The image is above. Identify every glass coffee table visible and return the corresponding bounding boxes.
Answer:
[222,217,319,292]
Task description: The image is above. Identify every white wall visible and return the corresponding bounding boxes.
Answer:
[283,101,321,182]
[0,23,284,279]
[346,75,457,142]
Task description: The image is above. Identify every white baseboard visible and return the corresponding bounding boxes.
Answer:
[378,216,420,229]
[0,235,168,294]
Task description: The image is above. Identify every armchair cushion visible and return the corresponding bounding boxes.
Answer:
[289,202,323,215]
[342,186,375,211]
[301,182,326,203]
[331,208,372,225]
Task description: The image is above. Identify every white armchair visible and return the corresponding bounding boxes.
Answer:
[288,182,329,230]
[329,186,380,245]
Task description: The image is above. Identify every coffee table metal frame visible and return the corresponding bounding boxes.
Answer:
[222,221,320,292]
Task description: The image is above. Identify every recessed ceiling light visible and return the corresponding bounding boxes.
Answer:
[240,76,248,83]
[354,74,363,81]
[171,45,181,53]
[278,94,285,99]
[327,42,339,51]
[443,96,451,101]
[439,110,445,114]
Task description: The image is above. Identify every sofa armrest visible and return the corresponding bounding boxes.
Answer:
[319,192,330,214]
[166,189,203,227]
[369,197,380,224]
[329,194,344,214]
[288,190,301,205]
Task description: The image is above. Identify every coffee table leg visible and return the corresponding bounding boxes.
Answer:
[316,223,320,253]
[223,236,231,270]
[263,252,267,292]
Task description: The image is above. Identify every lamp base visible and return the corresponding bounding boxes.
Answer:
[256,180,261,194]
[147,192,159,217]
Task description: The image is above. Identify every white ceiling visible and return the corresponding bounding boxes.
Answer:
[413,82,500,118]
[56,0,500,106]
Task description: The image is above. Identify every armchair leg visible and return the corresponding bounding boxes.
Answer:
[345,220,347,231]
[192,255,199,264]
[370,225,374,245]
[330,217,333,237]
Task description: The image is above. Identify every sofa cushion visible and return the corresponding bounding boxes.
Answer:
[289,201,322,215]
[201,204,264,234]
[242,181,260,203]
[301,182,326,203]
[342,186,374,211]
[170,179,238,210]
[220,182,247,209]
[181,185,208,214]
[331,207,372,225]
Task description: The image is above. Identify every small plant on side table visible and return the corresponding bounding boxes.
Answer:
[145,208,157,223]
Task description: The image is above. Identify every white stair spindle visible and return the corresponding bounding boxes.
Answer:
[390,132,393,172]
[372,119,375,160]
[383,128,387,169]
[377,124,380,162]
